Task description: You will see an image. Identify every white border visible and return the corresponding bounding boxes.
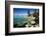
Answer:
[9,4,43,33]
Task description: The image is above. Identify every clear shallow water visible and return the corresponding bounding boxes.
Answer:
[14,15,27,26]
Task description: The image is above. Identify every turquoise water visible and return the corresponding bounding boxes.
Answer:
[14,15,27,26]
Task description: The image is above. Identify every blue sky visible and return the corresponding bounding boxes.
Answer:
[13,8,39,16]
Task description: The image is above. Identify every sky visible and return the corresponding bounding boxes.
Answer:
[13,8,39,16]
